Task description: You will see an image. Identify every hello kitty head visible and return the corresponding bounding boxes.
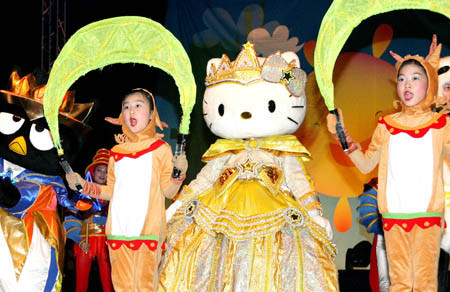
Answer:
[203,42,307,139]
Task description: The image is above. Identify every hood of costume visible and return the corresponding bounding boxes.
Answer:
[392,44,442,115]
[110,90,167,149]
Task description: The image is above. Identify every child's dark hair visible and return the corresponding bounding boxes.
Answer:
[397,59,427,78]
[123,89,155,111]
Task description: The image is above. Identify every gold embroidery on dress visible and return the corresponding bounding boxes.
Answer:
[295,229,304,291]
[259,166,284,196]
[263,166,279,184]
[215,168,239,198]
[218,168,236,187]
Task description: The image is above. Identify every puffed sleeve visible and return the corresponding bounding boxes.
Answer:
[280,155,323,216]
[179,155,229,203]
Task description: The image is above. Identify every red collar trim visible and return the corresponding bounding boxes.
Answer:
[110,139,165,162]
[106,239,166,251]
[378,114,447,138]
[383,216,442,232]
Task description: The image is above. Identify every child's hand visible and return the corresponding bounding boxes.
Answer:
[173,153,188,175]
[66,173,86,191]
[326,108,358,153]
[80,241,91,254]
[326,108,345,135]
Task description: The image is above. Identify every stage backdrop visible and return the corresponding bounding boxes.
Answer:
[156,0,450,269]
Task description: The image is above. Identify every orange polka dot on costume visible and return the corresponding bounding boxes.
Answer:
[414,130,419,134]
[389,128,394,133]
[384,223,388,228]
[130,243,135,247]
[402,223,407,228]
[115,155,118,159]
[150,242,155,247]
[112,243,116,247]
[424,221,430,227]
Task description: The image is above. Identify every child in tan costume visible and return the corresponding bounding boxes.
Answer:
[66,89,188,292]
[438,56,450,292]
[328,45,450,291]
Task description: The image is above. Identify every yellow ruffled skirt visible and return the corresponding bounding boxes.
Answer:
[158,179,338,292]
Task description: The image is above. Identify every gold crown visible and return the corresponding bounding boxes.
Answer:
[205,42,262,86]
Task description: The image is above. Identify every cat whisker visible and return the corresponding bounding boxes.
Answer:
[287,117,298,125]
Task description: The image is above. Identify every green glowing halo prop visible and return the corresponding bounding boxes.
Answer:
[314,0,450,110]
[44,16,196,151]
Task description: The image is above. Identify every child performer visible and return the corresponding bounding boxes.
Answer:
[438,56,450,292]
[63,148,114,292]
[327,44,450,291]
[65,89,188,292]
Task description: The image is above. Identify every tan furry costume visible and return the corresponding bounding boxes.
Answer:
[440,56,450,253]
[329,45,450,291]
[81,92,177,292]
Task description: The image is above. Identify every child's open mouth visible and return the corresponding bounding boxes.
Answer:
[404,91,413,101]
[130,118,137,127]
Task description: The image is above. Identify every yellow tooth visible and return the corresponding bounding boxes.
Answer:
[8,136,27,155]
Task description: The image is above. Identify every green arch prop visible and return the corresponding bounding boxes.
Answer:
[314,0,450,110]
[44,16,196,151]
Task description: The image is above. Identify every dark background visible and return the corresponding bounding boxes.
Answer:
[1,0,170,173]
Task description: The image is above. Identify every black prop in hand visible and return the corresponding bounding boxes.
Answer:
[0,177,20,208]
[329,109,349,152]
[172,134,187,179]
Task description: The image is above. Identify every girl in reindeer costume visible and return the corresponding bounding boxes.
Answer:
[66,89,188,292]
[159,42,338,292]
[327,43,450,291]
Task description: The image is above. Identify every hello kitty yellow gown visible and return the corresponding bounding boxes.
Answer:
[159,43,338,292]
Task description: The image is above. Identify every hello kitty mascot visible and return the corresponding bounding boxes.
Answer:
[159,42,338,291]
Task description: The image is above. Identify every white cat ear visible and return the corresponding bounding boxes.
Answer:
[206,58,223,76]
[281,52,300,68]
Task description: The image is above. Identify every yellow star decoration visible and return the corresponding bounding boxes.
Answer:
[243,41,255,51]
[237,157,261,178]
[241,158,257,172]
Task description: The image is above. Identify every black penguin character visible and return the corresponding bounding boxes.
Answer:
[0,71,93,291]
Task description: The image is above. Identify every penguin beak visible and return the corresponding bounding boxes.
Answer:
[9,136,27,155]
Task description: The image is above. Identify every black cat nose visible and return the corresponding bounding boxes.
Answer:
[241,112,252,119]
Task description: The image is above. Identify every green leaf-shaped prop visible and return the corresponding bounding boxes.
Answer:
[314,0,450,110]
[44,16,196,152]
